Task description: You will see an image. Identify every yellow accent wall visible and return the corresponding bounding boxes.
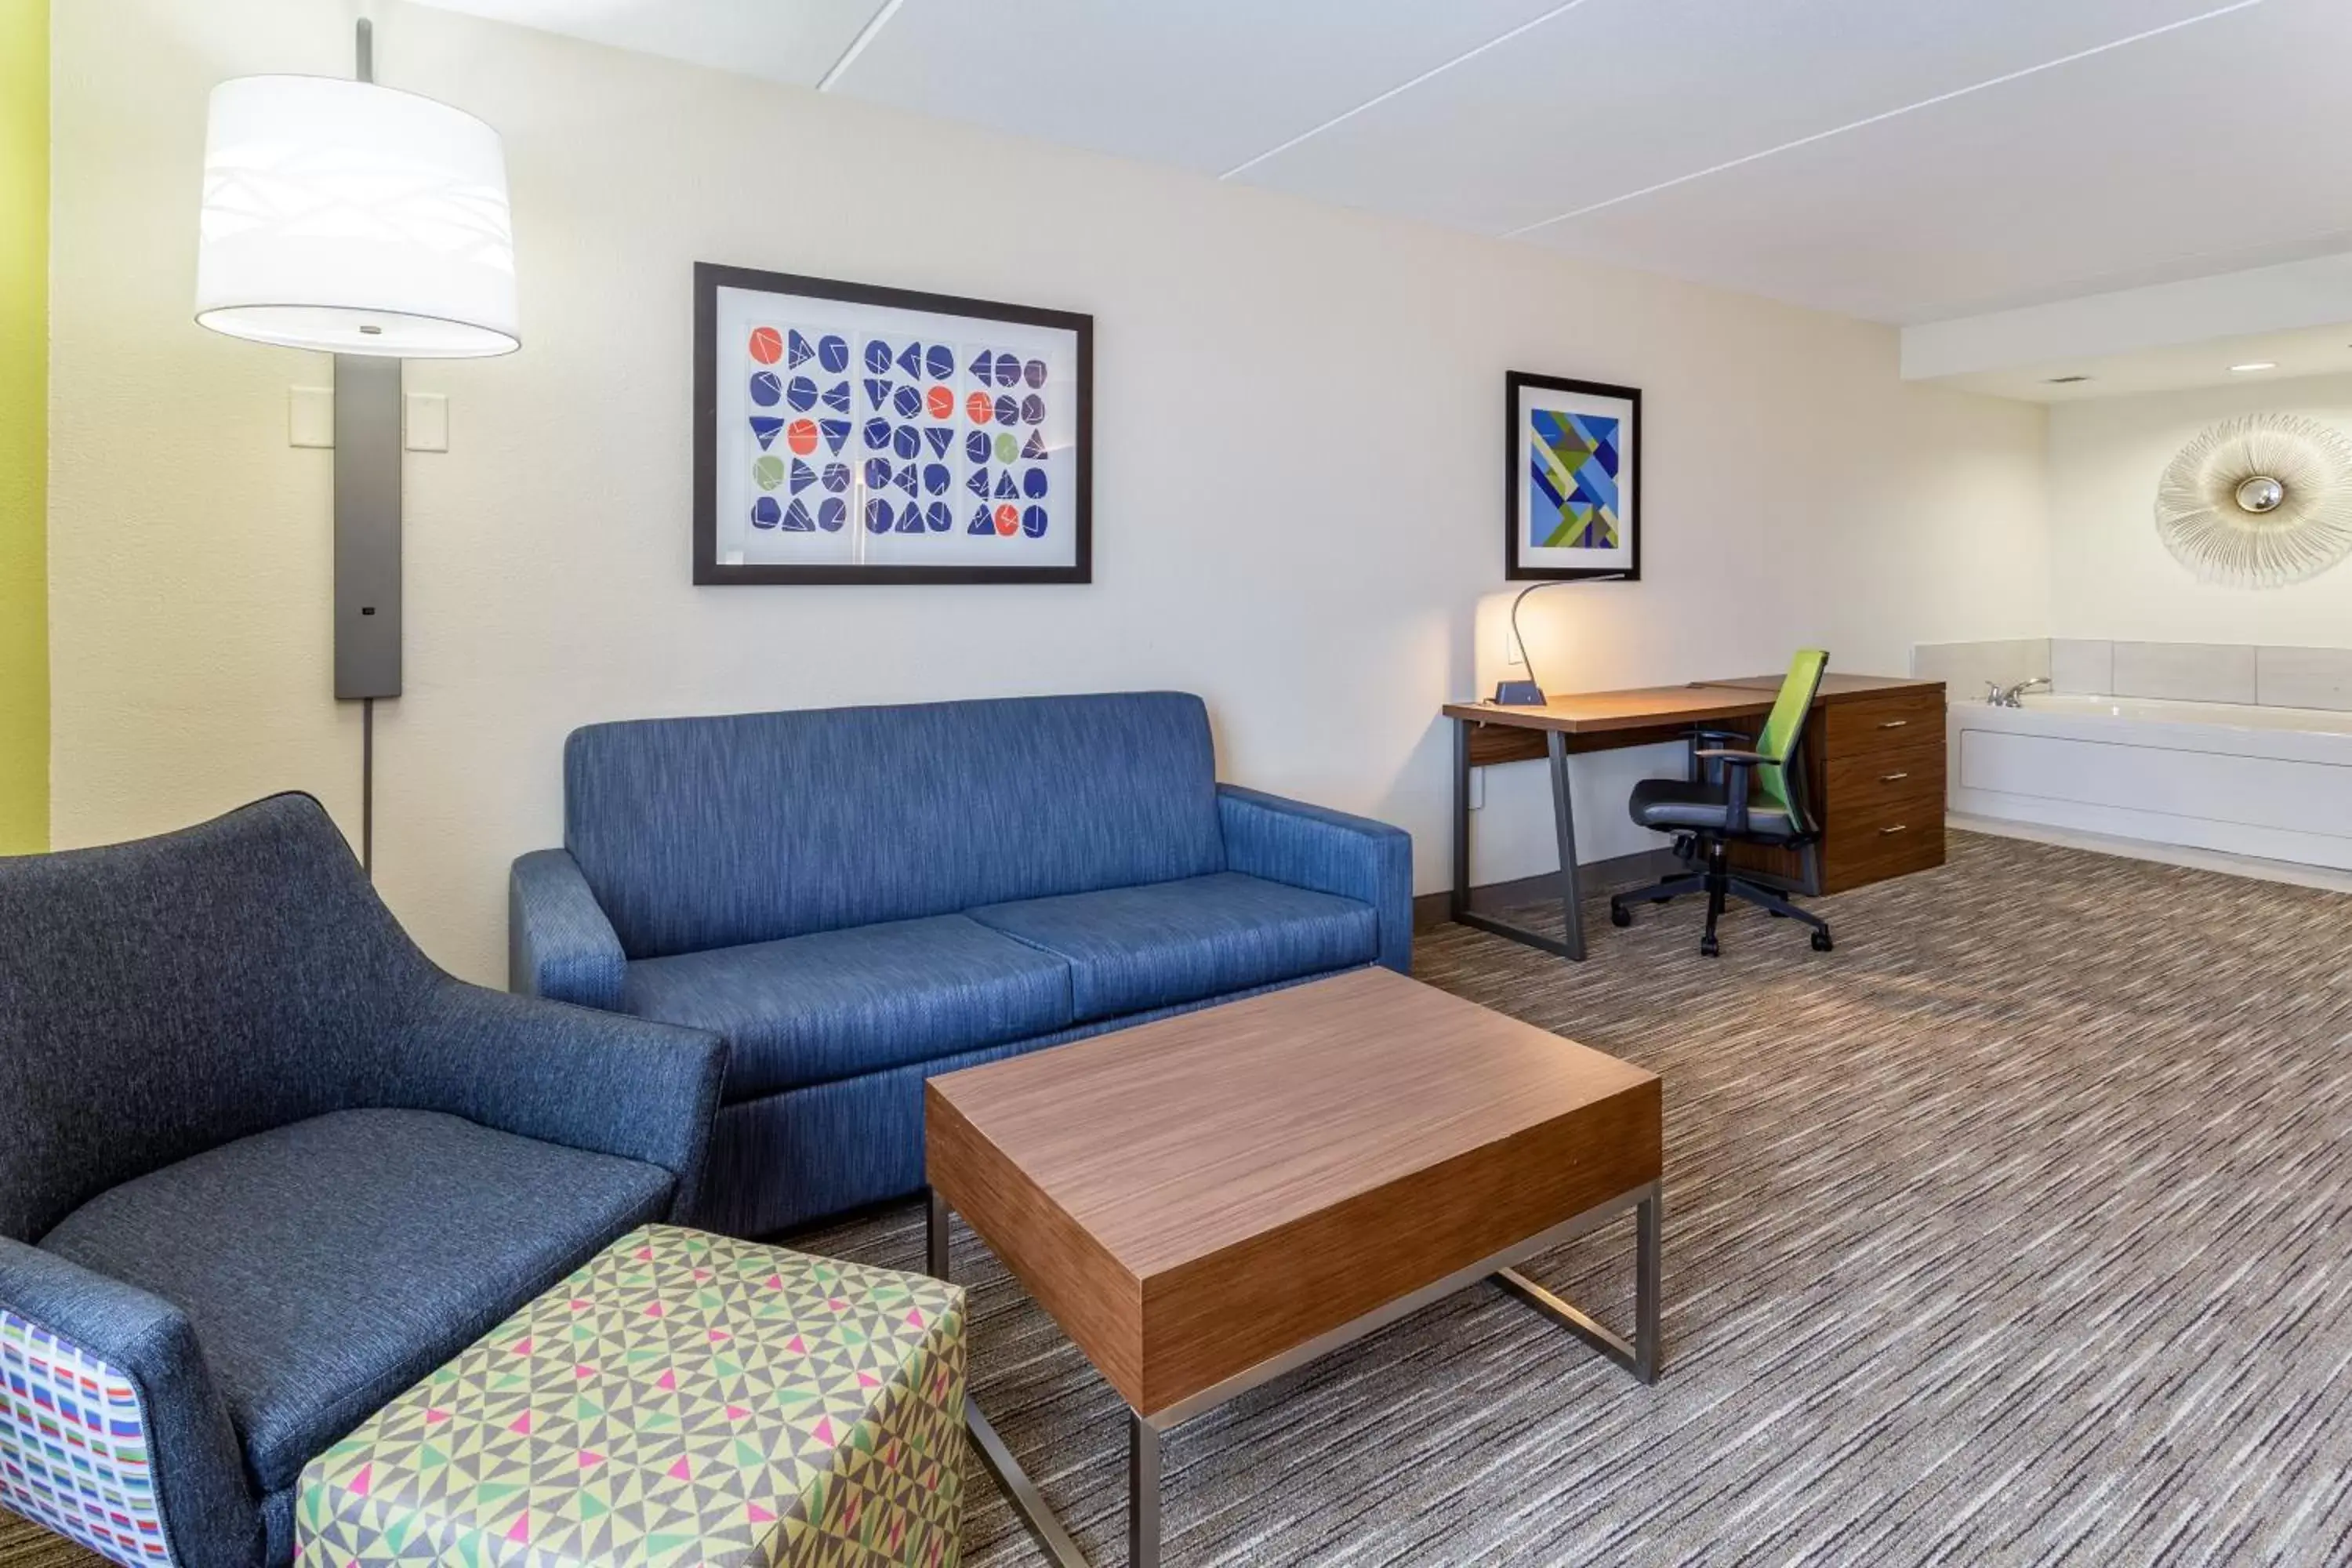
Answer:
[0,0,45,853]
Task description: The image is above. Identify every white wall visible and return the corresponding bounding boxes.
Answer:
[2048,372,2352,647]
[48,0,2049,984]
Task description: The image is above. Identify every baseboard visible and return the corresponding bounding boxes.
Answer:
[1412,848,1682,931]
[1947,812,2352,897]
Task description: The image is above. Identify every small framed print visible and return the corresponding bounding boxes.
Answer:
[1506,372,1640,581]
[694,262,1093,585]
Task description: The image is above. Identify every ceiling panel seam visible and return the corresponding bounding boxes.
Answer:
[818,0,906,90]
[1501,0,2266,240]
[1218,0,1603,181]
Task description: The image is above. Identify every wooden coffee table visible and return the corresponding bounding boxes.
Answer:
[923,967,1663,1566]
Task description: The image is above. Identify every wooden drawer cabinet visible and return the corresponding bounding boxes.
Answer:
[1825,688,1944,749]
[1730,681,1946,895]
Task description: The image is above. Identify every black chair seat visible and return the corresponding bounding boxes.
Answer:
[1628,778,1799,843]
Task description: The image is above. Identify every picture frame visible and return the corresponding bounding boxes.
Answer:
[1505,372,1640,581]
[694,262,1093,585]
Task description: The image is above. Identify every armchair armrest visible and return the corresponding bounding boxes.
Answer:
[388,982,728,1222]
[1218,783,1414,975]
[1693,749,1781,835]
[0,1238,260,1568]
[510,848,626,1010]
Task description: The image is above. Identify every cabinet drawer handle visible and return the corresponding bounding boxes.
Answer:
[1879,824,1909,836]
[1878,719,1910,729]
[1879,771,1910,782]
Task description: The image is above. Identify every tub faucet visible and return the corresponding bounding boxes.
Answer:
[1986,676,2052,708]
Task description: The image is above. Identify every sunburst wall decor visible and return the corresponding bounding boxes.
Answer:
[2154,412,2352,588]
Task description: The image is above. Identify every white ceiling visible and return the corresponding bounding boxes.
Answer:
[407,0,2352,327]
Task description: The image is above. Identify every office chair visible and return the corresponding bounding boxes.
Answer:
[1609,648,1833,957]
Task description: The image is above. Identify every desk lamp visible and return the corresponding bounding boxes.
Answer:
[194,19,518,874]
[1493,573,1627,705]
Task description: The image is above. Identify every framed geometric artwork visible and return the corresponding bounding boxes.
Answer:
[1504,372,1640,581]
[694,262,1092,585]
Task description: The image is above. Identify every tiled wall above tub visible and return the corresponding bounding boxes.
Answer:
[1925,638,2352,712]
[1909,638,2049,700]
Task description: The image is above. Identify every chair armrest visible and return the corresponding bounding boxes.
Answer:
[0,1238,262,1568]
[1692,752,1772,835]
[1218,783,1414,975]
[510,848,626,1010]
[387,982,728,1222]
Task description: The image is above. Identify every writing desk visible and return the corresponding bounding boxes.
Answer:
[1441,673,1944,960]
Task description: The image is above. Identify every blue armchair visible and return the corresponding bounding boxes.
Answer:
[0,794,726,1568]
[511,691,1413,1237]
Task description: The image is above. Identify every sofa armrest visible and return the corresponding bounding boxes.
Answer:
[510,848,626,1010]
[1218,783,1414,975]
[390,982,728,1222]
[0,1238,262,1568]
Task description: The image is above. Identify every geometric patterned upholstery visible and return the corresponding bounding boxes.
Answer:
[295,1226,967,1566]
[0,1311,173,1567]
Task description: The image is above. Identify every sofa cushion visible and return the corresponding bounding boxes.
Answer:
[564,692,1227,959]
[38,1109,673,1492]
[621,914,1075,1101]
[970,872,1377,1021]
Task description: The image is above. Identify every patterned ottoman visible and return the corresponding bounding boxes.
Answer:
[296,1227,966,1567]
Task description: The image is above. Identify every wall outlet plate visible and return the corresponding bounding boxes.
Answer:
[289,387,334,448]
[403,393,449,452]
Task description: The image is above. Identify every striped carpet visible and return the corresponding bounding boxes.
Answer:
[10,830,2352,1566]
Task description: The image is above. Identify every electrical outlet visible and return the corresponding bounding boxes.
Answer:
[1468,768,1485,810]
[403,393,449,452]
[289,387,334,448]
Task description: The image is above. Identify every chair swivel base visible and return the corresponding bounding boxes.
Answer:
[1610,854,1832,957]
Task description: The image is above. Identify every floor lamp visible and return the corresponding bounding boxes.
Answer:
[193,20,518,875]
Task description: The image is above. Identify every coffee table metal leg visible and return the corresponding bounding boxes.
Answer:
[1494,1188,1663,1383]
[927,1192,1091,1568]
[1130,1414,1161,1568]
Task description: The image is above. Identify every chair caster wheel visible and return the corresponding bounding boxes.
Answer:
[1610,904,1632,927]
[1769,909,1787,918]
[1811,930,1834,952]
[1699,936,1720,958]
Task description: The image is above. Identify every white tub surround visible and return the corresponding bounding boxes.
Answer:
[1948,694,2352,871]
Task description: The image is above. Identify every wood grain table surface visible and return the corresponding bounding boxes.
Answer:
[925,967,1662,1416]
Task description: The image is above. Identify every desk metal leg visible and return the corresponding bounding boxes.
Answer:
[1546,730,1585,962]
[1449,718,1588,963]
[1450,717,1472,924]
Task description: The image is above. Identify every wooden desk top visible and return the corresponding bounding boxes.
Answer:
[924,967,1661,1414]
[1441,672,1939,735]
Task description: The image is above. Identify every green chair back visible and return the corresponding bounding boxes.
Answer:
[1751,648,1830,811]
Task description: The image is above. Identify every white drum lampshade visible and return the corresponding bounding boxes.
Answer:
[195,75,518,358]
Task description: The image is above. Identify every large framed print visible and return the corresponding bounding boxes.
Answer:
[1506,372,1640,581]
[695,263,1092,584]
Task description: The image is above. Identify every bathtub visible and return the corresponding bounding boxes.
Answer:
[1947,693,2352,871]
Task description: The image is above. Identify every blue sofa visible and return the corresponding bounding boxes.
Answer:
[510,691,1413,1236]
[0,794,727,1568]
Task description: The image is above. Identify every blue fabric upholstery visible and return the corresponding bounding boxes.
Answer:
[563,692,1227,959]
[0,1239,263,1568]
[514,691,1415,1236]
[1217,783,1414,975]
[971,873,1377,1021]
[507,848,625,1009]
[621,915,1073,1101]
[694,971,1348,1238]
[0,793,728,1567]
[42,1109,673,1494]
